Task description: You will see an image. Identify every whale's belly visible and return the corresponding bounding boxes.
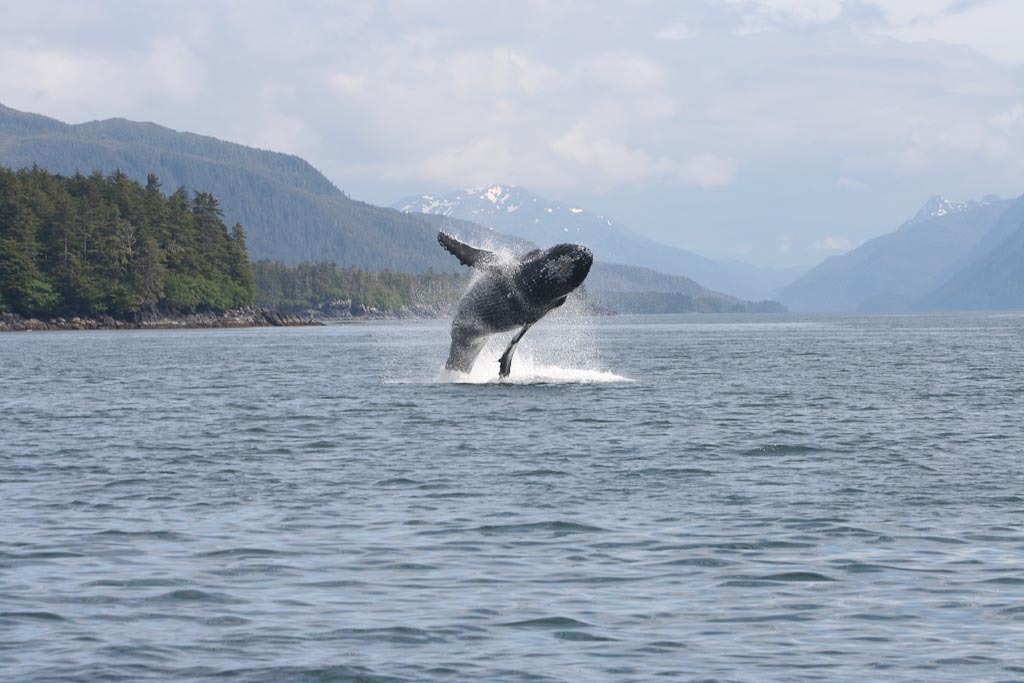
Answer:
[453,275,537,334]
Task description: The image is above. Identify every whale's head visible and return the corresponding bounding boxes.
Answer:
[519,243,593,303]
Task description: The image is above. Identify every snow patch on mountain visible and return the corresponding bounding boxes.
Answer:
[905,194,1002,227]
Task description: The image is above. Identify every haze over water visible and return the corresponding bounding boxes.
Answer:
[3,314,1024,681]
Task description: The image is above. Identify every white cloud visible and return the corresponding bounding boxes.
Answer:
[656,22,695,41]
[329,71,366,96]
[815,236,857,251]
[720,0,844,24]
[0,39,203,122]
[872,0,1024,64]
[837,176,870,191]
[679,154,739,188]
[551,125,676,186]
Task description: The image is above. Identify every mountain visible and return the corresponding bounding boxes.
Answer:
[395,184,802,300]
[918,193,1024,310]
[777,194,1013,312]
[0,104,783,314]
[586,262,784,314]
[0,103,501,272]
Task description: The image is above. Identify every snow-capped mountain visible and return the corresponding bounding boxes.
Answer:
[779,193,1015,312]
[902,194,1003,228]
[396,184,618,247]
[395,184,801,301]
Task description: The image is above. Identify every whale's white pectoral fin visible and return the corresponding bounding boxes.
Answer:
[499,323,533,379]
[438,232,499,270]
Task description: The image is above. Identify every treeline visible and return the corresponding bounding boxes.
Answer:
[253,260,468,313]
[0,166,254,317]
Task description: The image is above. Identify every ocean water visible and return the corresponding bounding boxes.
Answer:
[2,313,1024,682]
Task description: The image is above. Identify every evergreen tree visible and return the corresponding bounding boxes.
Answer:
[0,166,256,317]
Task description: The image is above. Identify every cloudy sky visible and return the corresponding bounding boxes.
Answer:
[2,0,1023,267]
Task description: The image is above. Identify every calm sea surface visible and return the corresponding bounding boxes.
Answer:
[2,313,1024,682]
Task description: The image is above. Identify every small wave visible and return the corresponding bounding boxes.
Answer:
[658,557,735,567]
[980,576,1024,584]
[86,578,185,588]
[742,444,820,456]
[474,521,607,535]
[102,477,150,488]
[93,529,191,542]
[146,589,243,604]
[195,547,289,558]
[203,615,251,626]
[553,630,616,641]
[0,611,66,621]
[631,467,713,477]
[510,469,570,477]
[208,664,406,682]
[328,626,444,645]
[502,616,594,629]
[757,571,836,582]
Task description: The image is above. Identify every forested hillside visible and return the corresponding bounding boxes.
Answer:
[0,103,511,271]
[253,261,468,314]
[0,166,254,317]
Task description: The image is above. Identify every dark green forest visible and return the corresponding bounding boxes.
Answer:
[253,260,467,313]
[0,166,254,317]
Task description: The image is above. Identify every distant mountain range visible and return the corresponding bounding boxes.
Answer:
[395,185,803,301]
[0,103,777,314]
[918,195,1024,311]
[778,193,1024,312]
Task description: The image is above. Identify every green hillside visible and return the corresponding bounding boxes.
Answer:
[0,103,499,272]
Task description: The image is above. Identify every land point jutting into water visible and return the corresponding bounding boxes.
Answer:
[0,167,478,330]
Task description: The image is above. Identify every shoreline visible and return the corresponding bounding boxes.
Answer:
[0,308,322,333]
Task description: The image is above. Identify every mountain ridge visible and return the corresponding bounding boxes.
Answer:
[396,184,803,301]
[0,102,503,272]
[0,103,780,314]
[778,194,1015,312]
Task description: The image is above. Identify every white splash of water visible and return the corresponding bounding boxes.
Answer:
[438,349,630,385]
[436,298,630,384]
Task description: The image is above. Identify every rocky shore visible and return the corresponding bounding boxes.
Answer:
[0,307,322,332]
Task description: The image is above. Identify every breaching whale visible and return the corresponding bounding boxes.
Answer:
[439,232,593,378]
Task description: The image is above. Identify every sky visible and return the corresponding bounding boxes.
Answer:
[2,0,1024,268]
